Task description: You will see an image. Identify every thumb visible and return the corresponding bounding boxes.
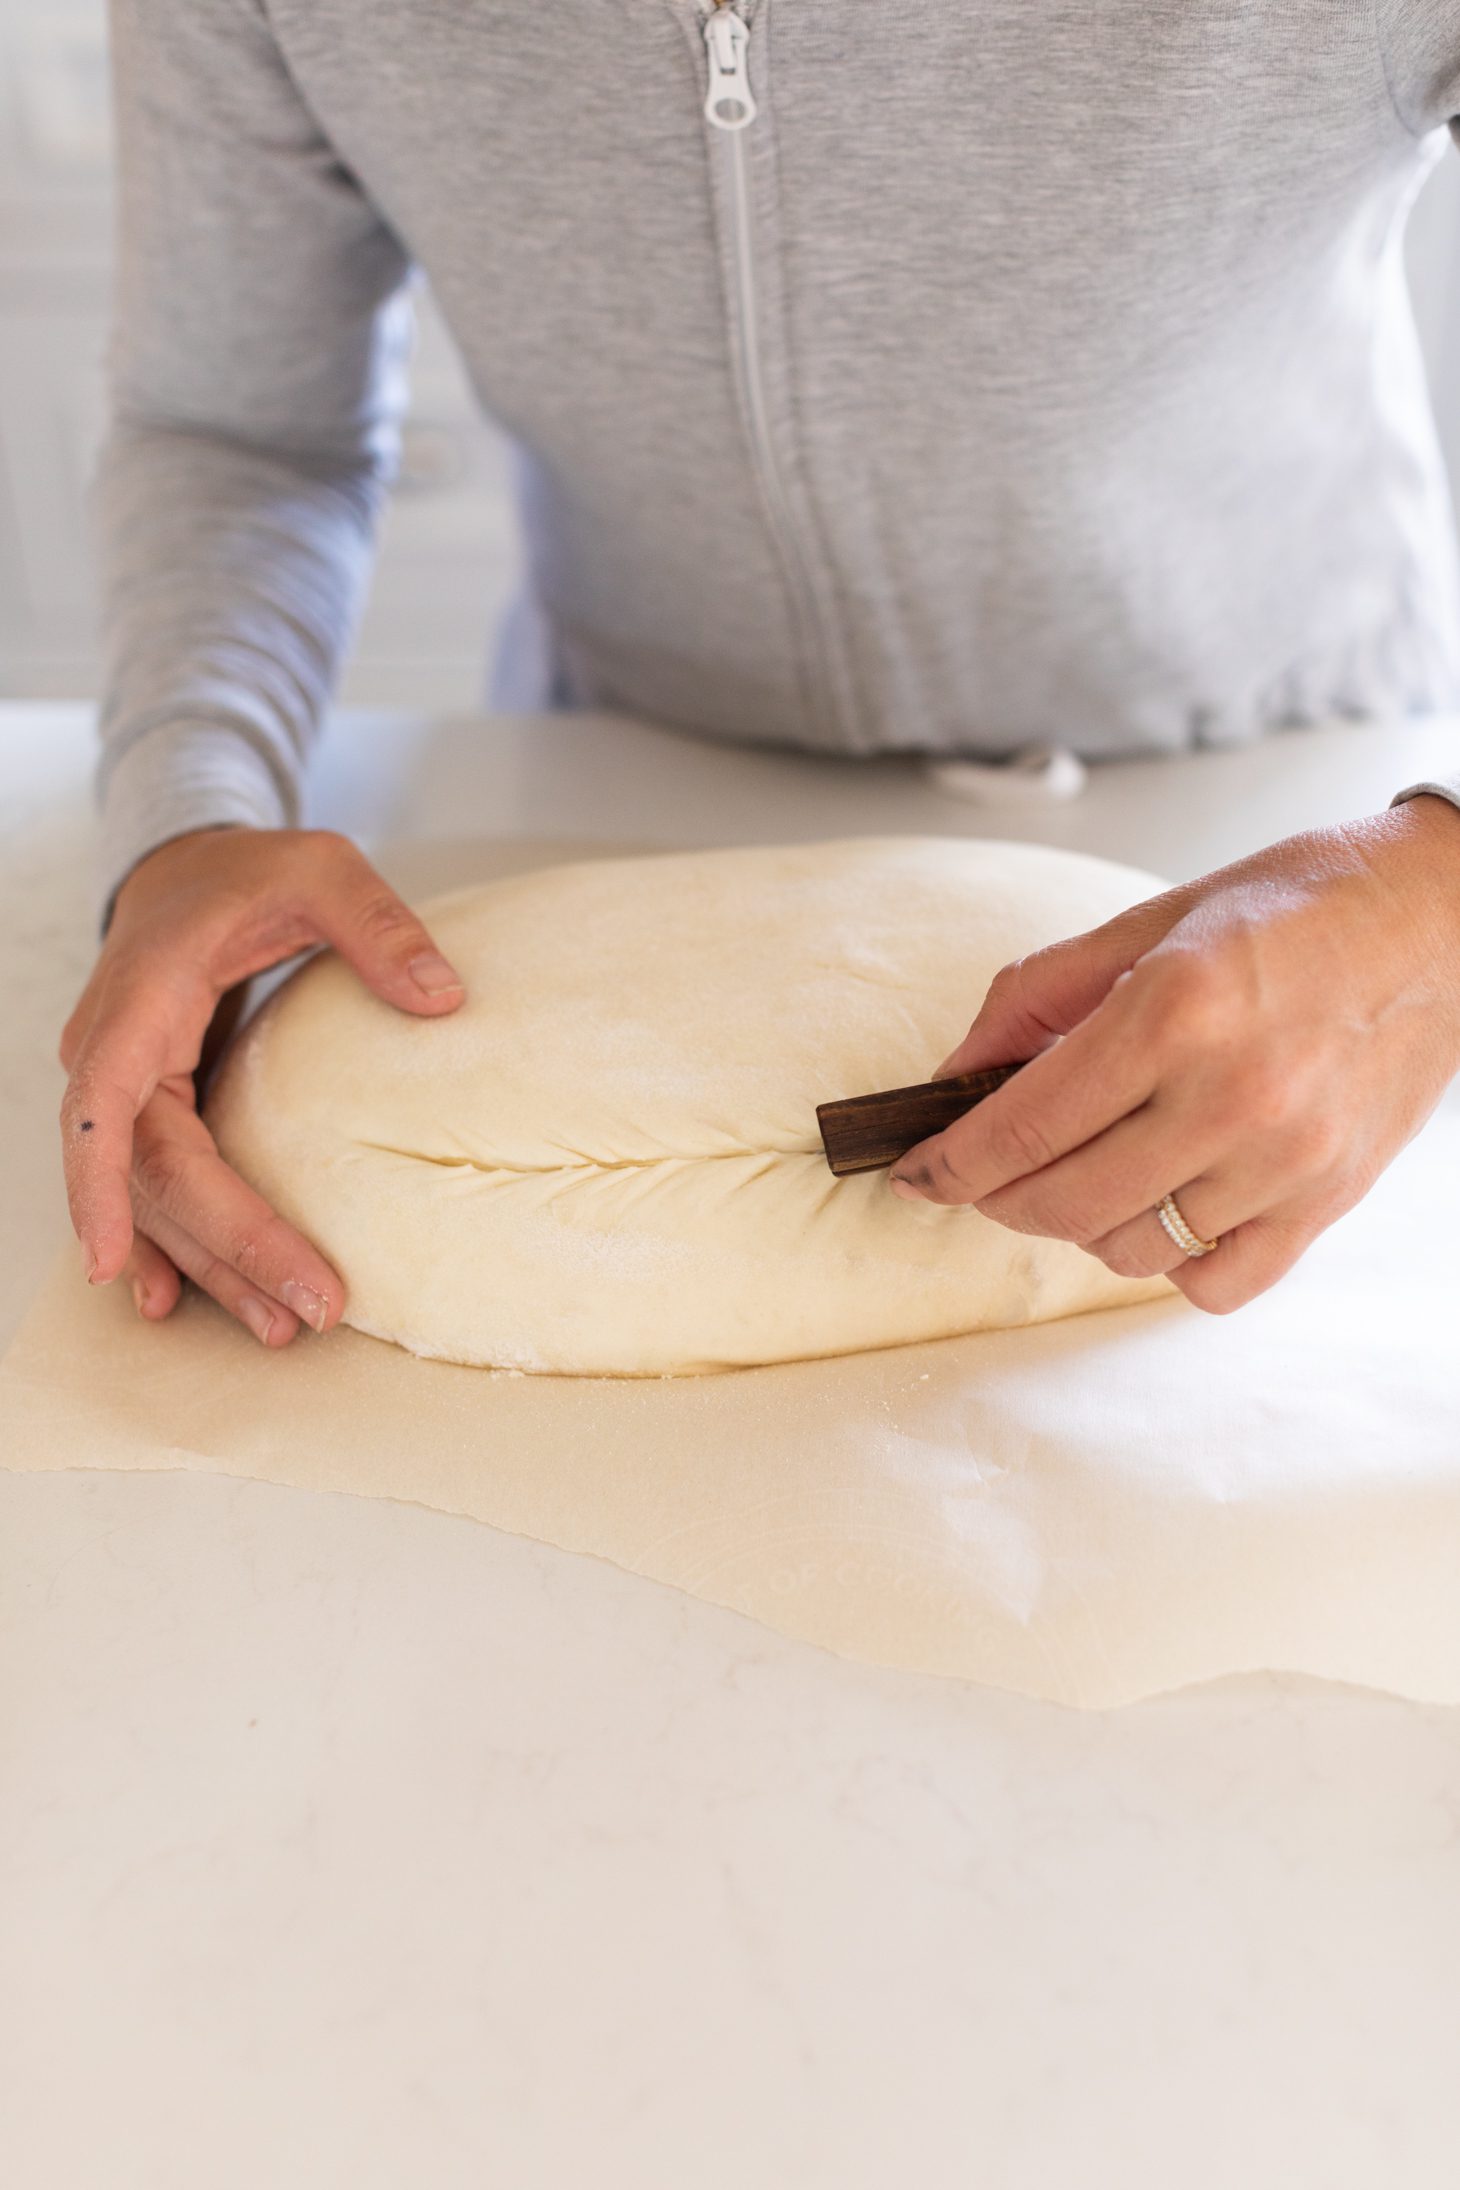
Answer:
[307,844,465,1016]
[934,899,1177,1079]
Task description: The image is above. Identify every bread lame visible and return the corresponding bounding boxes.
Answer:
[816,1063,1024,1178]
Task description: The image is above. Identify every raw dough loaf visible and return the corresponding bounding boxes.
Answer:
[208,838,1174,1375]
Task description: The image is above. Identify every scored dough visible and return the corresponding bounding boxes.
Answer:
[207,838,1174,1375]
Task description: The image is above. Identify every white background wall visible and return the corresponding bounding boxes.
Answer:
[3,0,1460,711]
[0,0,518,709]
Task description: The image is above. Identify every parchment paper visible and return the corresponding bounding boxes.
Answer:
[6,833,1460,1708]
[3,1099,1459,1708]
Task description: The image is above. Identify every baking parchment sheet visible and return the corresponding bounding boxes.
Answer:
[2,1101,1458,1708]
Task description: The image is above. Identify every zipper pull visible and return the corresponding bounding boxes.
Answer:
[703,8,757,131]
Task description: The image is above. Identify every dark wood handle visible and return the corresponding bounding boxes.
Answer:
[815,1062,1025,1177]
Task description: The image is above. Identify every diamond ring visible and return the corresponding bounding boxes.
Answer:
[1155,1191,1219,1258]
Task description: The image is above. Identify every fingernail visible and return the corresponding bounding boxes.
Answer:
[238,1296,277,1345]
[409,951,463,997]
[280,1280,329,1333]
[930,1053,962,1081]
[889,1173,928,1203]
[131,1280,149,1317]
[82,1243,101,1284]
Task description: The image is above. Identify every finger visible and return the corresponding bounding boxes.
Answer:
[131,1094,344,1334]
[968,1070,1298,1248]
[60,970,186,1284]
[933,884,1190,1080]
[1083,1167,1260,1279]
[132,1197,304,1346]
[1165,1202,1324,1315]
[122,1233,182,1321]
[890,979,1161,1208]
[1075,1099,1364,1277]
[61,1066,136,1284]
[303,835,465,1016]
[1104,1159,1370,1299]
[933,937,1130,1080]
[59,960,108,1073]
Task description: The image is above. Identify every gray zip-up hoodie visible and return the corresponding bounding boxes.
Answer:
[96,0,1460,902]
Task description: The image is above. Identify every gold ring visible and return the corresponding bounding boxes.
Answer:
[1155,1191,1219,1258]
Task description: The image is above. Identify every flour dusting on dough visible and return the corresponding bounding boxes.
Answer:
[207,839,1173,1374]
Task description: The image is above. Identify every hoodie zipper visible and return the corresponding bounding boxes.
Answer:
[700,3,850,747]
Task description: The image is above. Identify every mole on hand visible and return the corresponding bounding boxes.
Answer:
[79,1119,95,1132]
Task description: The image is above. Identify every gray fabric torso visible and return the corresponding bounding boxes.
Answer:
[95,0,1460,895]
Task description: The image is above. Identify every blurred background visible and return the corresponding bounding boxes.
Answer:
[2,0,1458,712]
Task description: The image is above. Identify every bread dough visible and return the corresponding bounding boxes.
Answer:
[207,838,1174,1375]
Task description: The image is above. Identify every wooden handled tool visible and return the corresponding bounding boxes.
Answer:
[816,1063,1024,1178]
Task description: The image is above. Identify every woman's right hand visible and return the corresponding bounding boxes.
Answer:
[59,826,465,1346]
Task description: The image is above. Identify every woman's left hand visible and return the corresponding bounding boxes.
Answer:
[888,796,1460,1311]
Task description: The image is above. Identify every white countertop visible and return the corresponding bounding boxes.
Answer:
[3,704,1459,2189]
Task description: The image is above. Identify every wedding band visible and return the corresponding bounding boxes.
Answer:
[1155,1191,1220,1258]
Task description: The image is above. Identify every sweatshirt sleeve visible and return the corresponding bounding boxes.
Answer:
[1375,4,1460,816]
[94,0,414,909]
[1375,0,1460,138]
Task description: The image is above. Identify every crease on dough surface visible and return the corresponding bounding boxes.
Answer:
[354,1138,823,1178]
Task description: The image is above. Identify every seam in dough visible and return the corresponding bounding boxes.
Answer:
[356,1139,819,1177]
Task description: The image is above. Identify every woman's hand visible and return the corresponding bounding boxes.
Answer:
[60,827,465,1344]
[889,797,1460,1311]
